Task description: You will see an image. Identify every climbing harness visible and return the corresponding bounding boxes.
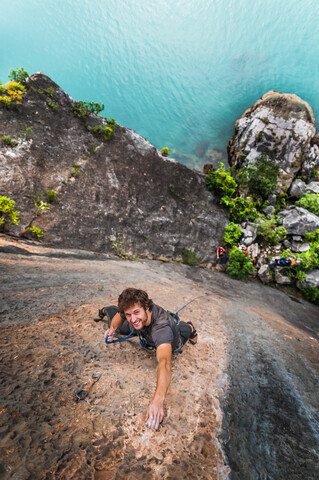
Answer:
[75,372,102,401]
[102,293,212,352]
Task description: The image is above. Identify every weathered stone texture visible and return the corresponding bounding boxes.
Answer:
[228,90,316,191]
[0,74,228,261]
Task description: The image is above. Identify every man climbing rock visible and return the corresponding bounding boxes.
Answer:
[103,288,197,431]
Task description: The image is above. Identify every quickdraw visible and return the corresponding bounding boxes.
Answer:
[75,372,102,401]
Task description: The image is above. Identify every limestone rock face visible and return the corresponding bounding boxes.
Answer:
[0,73,228,261]
[279,207,319,235]
[228,91,316,191]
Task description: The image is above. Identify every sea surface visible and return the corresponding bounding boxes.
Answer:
[1,0,319,169]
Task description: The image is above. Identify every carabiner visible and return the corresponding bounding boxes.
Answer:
[75,372,102,401]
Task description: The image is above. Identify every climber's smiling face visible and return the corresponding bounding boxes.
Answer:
[124,303,151,330]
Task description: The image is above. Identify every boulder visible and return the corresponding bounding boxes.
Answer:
[279,207,319,235]
[240,221,258,246]
[258,264,273,284]
[228,91,316,192]
[263,205,275,216]
[289,179,306,198]
[305,181,319,194]
[299,269,319,288]
[291,240,310,253]
[274,269,293,285]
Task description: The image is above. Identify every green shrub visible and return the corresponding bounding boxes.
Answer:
[182,247,200,266]
[206,163,237,197]
[0,196,20,226]
[221,196,258,223]
[44,87,54,97]
[70,164,80,177]
[237,155,280,201]
[47,100,57,111]
[92,121,115,141]
[304,229,319,243]
[257,217,287,246]
[169,184,175,192]
[223,222,242,247]
[0,81,26,107]
[24,126,31,140]
[27,226,44,238]
[46,190,58,203]
[298,285,319,305]
[160,147,171,157]
[72,100,104,118]
[226,247,255,279]
[8,67,29,84]
[296,193,319,215]
[35,200,50,215]
[0,134,18,147]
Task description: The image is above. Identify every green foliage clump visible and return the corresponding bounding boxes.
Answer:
[169,184,175,192]
[47,100,57,111]
[72,100,104,118]
[296,193,319,215]
[298,285,319,305]
[44,87,55,97]
[257,217,287,246]
[0,196,20,226]
[8,68,29,84]
[237,155,280,201]
[46,190,58,203]
[304,229,319,243]
[206,163,237,197]
[70,164,80,177]
[221,196,258,223]
[0,81,26,107]
[182,247,200,266]
[223,222,242,247]
[160,147,171,157]
[27,226,44,238]
[226,247,255,279]
[35,200,50,215]
[24,126,31,140]
[0,134,18,147]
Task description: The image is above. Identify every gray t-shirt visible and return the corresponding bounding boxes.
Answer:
[122,304,181,350]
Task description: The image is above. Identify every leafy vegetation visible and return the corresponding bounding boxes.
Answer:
[8,67,29,84]
[296,193,319,215]
[0,134,18,147]
[0,196,20,226]
[182,247,200,266]
[257,217,287,246]
[169,184,175,192]
[27,226,44,238]
[72,100,104,118]
[236,155,280,202]
[46,190,58,203]
[160,147,171,157]
[206,163,237,197]
[223,222,242,247]
[47,100,57,111]
[226,247,255,279]
[35,200,50,215]
[70,164,80,177]
[0,81,26,107]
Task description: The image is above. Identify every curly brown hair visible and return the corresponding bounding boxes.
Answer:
[118,288,154,314]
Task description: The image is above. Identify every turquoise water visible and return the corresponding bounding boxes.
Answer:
[1,0,319,167]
